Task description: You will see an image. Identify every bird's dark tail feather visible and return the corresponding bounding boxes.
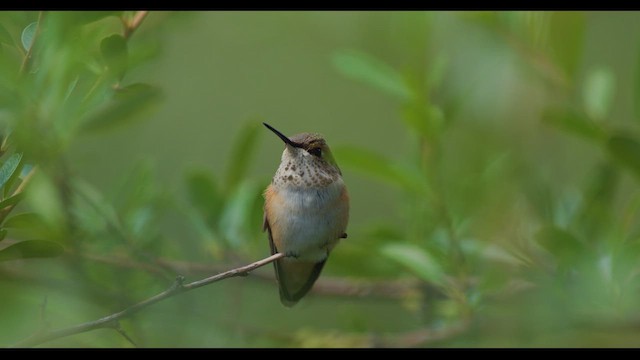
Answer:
[274,258,326,307]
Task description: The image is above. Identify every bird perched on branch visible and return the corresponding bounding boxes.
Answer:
[262,123,349,307]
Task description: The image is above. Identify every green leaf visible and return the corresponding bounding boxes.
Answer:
[20,164,33,178]
[332,146,429,197]
[3,158,25,198]
[113,160,157,213]
[607,134,640,180]
[583,67,615,121]
[21,21,37,51]
[100,34,128,81]
[0,240,64,262]
[3,212,46,229]
[481,244,526,267]
[82,83,162,132]
[184,205,223,259]
[218,180,262,248]
[542,107,606,142]
[0,229,7,243]
[23,173,65,240]
[535,226,584,265]
[0,191,24,226]
[332,49,413,101]
[225,122,261,191]
[3,213,54,242]
[380,243,445,285]
[71,178,121,231]
[0,153,22,192]
[186,169,224,225]
[127,207,154,239]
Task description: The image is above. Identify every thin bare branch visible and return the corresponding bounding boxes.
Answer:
[12,252,285,348]
[123,11,149,39]
[78,251,422,300]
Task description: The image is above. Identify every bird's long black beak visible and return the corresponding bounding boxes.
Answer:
[263,123,302,148]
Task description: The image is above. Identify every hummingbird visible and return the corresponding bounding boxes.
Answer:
[262,122,349,307]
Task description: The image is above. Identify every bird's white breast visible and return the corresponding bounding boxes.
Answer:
[271,179,347,262]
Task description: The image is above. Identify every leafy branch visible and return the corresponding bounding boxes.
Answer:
[0,10,155,263]
[12,252,285,348]
[19,11,43,74]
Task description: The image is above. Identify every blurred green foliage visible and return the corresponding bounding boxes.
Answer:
[2,11,640,348]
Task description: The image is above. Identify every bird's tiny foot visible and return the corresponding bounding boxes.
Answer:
[340,232,348,239]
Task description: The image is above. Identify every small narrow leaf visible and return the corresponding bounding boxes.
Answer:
[481,244,526,266]
[82,83,162,132]
[21,22,37,51]
[113,160,157,213]
[380,243,445,285]
[225,122,261,191]
[100,34,128,81]
[218,180,262,248]
[3,212,46,229]
[0,153,22,191]
[0,240,64,262]
[71,179,121,230]
[535,226,584,265]
[0,193,24,212]
[332,49,413,101]
[607,134,640,180]
[583,67,615,121]
[184,205,223,259]
[186,170,224,225]
[20,164,33,179]
[127,207,154,239]
[332,146,429,197]
[3,157,25,198]
[23,173,65,235]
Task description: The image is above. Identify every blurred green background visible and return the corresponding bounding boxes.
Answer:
[2,11,640,347]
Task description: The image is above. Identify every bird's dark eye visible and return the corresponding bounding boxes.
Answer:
[308,147,322,157]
